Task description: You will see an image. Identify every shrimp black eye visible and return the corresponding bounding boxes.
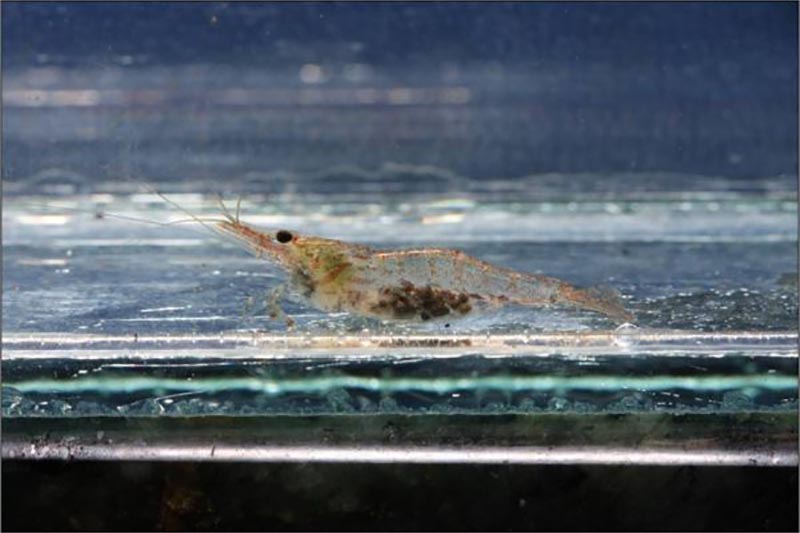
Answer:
[275,230,293,244]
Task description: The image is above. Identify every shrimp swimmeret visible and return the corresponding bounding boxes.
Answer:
[195,202,635,325]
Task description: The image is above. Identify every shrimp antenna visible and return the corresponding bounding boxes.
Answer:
[20,202,224,234]
[21,202,174,228]
[119,175,222,237]
[216,194,236,224]
[235,196,243,224]
[164,217,230,226]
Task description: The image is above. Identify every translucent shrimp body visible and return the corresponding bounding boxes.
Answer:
[215,219,634,324]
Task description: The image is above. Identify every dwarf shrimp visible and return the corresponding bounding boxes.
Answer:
[29,185,635,325]
[212,217,634,324]
[188,191,635,325]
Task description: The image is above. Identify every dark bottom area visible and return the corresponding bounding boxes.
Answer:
[3,461,797,531]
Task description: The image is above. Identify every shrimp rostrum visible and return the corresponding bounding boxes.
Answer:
[209,209,634,325]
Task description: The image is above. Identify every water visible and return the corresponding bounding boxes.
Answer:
[3,192,797,418]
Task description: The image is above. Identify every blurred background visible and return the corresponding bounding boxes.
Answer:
[3,2,797,195]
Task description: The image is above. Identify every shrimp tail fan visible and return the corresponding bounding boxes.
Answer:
[561,284,634,323]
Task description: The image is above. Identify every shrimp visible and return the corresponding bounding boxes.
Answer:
[211,211,635,324]
[26,187,634,324]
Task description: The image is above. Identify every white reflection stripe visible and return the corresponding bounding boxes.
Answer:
[3,443,796,466]
[2,330,797,354]
[3,87,472,108]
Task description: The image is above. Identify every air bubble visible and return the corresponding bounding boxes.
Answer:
[613,323,640,348]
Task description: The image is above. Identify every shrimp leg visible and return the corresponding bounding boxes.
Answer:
[266,284,295,329]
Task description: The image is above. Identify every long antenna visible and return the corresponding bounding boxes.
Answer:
[119,175,224,236]
[21,202,224,234]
